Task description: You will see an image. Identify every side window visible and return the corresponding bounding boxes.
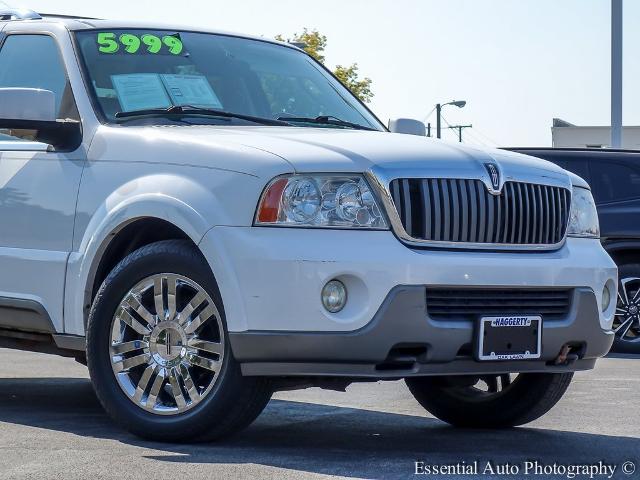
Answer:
[590,161,640,204]
[0,34,78,141]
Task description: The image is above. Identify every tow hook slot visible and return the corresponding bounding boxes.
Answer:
[553,344,581,366]
[375,345,428,372]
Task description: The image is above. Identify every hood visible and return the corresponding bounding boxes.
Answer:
[96,125,573,188]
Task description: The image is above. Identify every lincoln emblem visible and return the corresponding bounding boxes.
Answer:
[484,163,500,191]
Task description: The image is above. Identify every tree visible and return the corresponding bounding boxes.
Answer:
[333,64,373,104]
[276,29,374,103]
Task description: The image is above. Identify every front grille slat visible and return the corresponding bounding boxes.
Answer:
[450,180,460,242]
[401,179,412,235]
[420,180,431,240]
[523,183,532,244]
[458,179,469,242]
[426,288,573,320]
[468,180,479,242]
[536,185,544,244]
[431,179,442,241]
[441,179,451,241]
[477,181,487,243]
[391,179,571,247]
[515,183,524,244]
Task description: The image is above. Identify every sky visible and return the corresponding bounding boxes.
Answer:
[7,0,640,147]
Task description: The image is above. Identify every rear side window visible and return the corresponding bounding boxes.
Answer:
[590,161,640,203]
[0,34,78,141]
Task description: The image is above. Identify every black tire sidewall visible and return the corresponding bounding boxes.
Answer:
[406,372,573,428]
[86,241,246,440]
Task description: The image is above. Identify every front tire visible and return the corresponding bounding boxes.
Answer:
[406,372,573,428]
[87,240,271,442]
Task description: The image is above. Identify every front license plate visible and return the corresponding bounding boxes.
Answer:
[477,315,542,361]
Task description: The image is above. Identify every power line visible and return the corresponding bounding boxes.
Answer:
[423,105,437,123]
[462,129,490,147]
[472,127,500,147]
[439,114,464,141]
[440,113,491,146]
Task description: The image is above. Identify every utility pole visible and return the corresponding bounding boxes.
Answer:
[611,0,623,148]
[426,122,431,137]
[447,124,473,142]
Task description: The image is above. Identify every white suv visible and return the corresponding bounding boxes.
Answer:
[0,10,617,442]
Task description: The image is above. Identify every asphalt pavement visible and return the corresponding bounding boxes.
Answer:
[0,349,637,479]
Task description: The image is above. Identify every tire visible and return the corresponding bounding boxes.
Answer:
[406,372,573,428]
[86,240,272,442]
[612,263,640,354]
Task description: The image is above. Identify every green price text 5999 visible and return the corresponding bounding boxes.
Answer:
[97,32,184,55]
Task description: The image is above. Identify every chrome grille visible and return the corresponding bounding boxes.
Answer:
[389,179,571,246]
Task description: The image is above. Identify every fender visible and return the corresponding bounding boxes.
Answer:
[64,176,216,336]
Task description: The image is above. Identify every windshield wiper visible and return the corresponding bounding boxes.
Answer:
[276,115,376,131]
[115,105,290,126]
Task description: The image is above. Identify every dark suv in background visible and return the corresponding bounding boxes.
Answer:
[510,148,640,353]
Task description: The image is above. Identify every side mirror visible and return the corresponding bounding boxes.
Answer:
[0,88,81,149]
[388,118,426,136]
[0,88,56,121]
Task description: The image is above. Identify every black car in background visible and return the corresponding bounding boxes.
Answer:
[510,148,640,353]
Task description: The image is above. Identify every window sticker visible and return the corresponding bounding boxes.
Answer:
[97,32,185,55]
[111,73,172,112]
[160,74,223,109]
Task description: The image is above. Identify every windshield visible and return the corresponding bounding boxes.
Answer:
[75,29,383,130]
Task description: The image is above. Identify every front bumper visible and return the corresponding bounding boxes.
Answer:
[198,227,617,377]
[231,286,613,377]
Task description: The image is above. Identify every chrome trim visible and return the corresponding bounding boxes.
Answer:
[365,167,572,251]
[477,316,542,361]
[0,140,50,152]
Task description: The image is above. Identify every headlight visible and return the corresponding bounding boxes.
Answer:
[255,174,388,229]
[567,187,600,238]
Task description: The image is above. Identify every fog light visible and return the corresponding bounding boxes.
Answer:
[602,285,611,312]
[321,280,347,313]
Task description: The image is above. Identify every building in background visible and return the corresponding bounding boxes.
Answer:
[552,118,640,149]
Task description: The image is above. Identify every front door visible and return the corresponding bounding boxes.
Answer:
[0,33,85,333]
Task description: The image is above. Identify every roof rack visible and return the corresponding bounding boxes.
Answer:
[38,13,102,20]
[0,8,41,20]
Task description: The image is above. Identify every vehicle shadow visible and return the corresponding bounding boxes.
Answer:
[0,377,637,480]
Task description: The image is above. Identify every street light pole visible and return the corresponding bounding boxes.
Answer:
[611,0,623,148]
[435,100,466,139]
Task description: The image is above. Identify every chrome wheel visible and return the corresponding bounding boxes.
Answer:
[614,277,640,343]
[110,273,224,415]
